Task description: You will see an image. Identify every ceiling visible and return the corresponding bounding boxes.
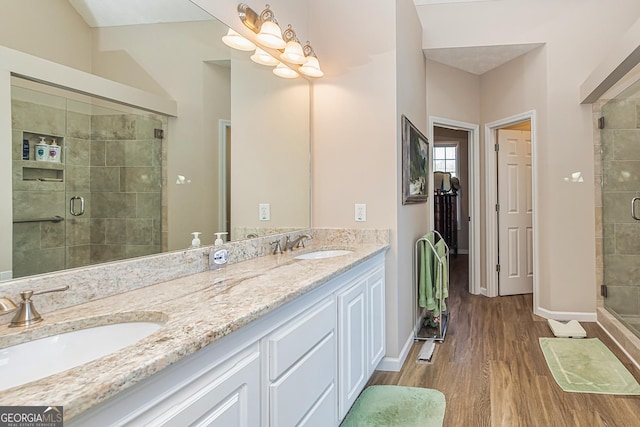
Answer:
[423,43,544,75]
[69,0,540,75]
[67,0,212,27]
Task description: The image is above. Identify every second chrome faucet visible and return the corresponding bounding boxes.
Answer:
[270,234,312,254]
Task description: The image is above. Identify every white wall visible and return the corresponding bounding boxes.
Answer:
[395,0,430,362]
[0,0,92,72]
[230,57,310,233]
[308,0,427,365]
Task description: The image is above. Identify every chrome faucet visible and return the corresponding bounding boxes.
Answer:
[270,239,283,255]
[2,285,69,328]
[284,234,312,251]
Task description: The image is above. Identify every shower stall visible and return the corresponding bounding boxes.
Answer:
[600,78,640,339]
[11,79,167,278]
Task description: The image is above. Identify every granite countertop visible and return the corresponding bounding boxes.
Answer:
[0,241,388,420]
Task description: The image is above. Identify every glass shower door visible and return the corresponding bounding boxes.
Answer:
[11,80,165,279]
[601,79,640,339]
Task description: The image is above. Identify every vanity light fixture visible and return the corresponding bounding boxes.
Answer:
[273,62,299,79]
[222,28,256,51]
[251,47,280,66]
[231,3,324,79]
[299,43,324,78]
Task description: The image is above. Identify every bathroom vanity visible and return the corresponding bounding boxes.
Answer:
[0,233,388,426]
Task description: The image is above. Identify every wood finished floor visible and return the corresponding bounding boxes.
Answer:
[368,255,640,426]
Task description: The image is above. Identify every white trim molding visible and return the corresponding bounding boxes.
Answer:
[377,331,415,372]
[218,119,231,232]
[429,116,480,295]
[536,307,597,322]
[484,111,538,307]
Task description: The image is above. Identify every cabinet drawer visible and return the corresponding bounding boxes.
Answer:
[270,331,336,427]
[267,296,335,380]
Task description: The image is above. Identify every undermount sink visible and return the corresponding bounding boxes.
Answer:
[294,249,353,260]
[0,321,164,391]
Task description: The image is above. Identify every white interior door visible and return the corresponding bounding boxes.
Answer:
[497,129,533,295]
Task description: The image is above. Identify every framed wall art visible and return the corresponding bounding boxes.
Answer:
[401,114,429,204]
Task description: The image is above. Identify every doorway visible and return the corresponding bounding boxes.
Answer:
[484,111,539,302]
[496,125,532,295]
[428,117,480,295]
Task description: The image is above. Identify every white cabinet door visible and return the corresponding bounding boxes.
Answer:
[68,343,261,427]
[269,332,336,427]
[337,277,368,420]
[266,297,337,427]
[141,345,261,427]
[367,267,385,376]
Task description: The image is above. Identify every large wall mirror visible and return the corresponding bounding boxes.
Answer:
[0,0,310,280]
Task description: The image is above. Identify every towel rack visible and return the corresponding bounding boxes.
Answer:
[413,230,449,343]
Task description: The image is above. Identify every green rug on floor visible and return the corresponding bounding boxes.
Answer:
[539,337,640,395]
[341,385,445,427]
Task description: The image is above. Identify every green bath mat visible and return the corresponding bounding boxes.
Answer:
[539,337,640,395]
[341,385,445,427]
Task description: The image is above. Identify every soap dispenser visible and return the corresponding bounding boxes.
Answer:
[210,232,229,269]
[35,137,49,162]
[48,139,61,163]
[190,232,202,248]
[214,232,228,246]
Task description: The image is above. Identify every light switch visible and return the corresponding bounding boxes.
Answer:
[259,203,270,221]
[355,204,366,222]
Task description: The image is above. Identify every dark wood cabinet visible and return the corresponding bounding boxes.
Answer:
[434,193,457,256]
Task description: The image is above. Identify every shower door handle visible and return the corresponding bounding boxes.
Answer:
[70,196,85,217]
[632,197,640,220]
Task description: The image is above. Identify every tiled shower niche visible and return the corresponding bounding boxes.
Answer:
[11,83,167,278]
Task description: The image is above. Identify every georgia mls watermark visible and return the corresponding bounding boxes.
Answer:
[0,406,63,427]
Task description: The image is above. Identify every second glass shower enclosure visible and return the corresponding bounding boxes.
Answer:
[600,79,640,339]
[11,79,166,279]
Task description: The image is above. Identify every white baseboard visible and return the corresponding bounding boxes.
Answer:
[0,270,12,281]
[535,306,597,322]
[376,332,415,372]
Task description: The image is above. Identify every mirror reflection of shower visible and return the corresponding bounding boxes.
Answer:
[11,79,167,279]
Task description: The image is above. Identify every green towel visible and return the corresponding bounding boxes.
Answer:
[434,239,448,312]
[418,233,436,311]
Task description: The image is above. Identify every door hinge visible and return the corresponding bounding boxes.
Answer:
[154,128,164,139]
[495,143,500,152]
[598,117,605,130]
[495,203,500,212]
[468,216,471,222]
[600,284,608,297]
[496,264,501,272]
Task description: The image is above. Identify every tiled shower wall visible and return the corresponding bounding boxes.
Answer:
[595,97,640,328]
[11,95,164,278]
[89,114,163,264]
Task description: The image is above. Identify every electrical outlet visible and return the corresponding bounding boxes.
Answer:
[259,203,270,221]
[355,203,366,222]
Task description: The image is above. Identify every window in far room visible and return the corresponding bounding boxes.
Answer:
[433,144,457,176]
